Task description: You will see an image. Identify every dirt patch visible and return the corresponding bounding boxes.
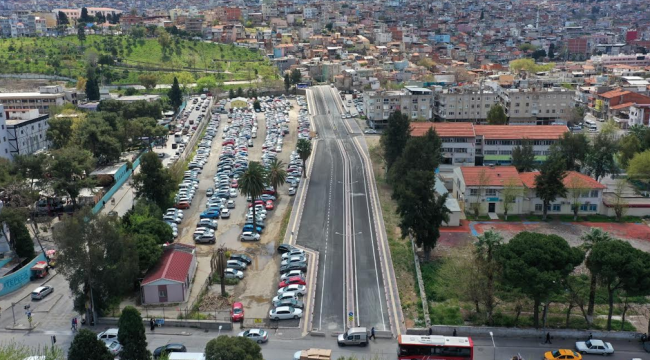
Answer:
[0,78,68,92]
[368,140,422,328]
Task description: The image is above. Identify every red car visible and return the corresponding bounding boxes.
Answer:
[231,180,239,188]
[265,200,274,210]
[262,189,276,195]
[175,201,191,209]
[248,200,265,208]
[231,302,244,322]
[278,276,306,288]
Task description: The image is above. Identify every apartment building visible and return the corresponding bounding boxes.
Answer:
[453,166,606,216]
[590,54,650,67]
[410,123,568,167]
[0,105,11,160]
[0,13,47,37]
[52,7,122,21]
[364,86,433,128]
[498,86,574,125]
[0,86,77,114]
[185,17,204,34]
[4,108,49,158]
[433,87,499,122]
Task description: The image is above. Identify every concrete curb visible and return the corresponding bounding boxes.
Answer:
[5,321,39,331]
[310,331,326,337]
[32,293,63,313]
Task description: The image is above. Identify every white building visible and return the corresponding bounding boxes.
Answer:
[453,166,606,216]
[364,86,434,127]
[0,86,77,114]
[303,7,318,19]
[591,53,650,67]
[628,104,650,127]
[4,109,49,158]
[0,105,11,160]
[433,87,499,122]
[498,86,575,125]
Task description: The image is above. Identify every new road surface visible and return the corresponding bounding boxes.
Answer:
[298,86,390,334]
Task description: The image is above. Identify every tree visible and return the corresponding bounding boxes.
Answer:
[236,87,243,98]
[57,11,69,26]
[325,23,333,32]
[585,132,619,181]
[168,77,183,111]
[49,147,95,207]
[509,58,556,73]
[551,132,590,171]
[470,169,490,218]
[134,234,162,272]
[0,208,35,259]
[474,230,504,325]
[389,128,442,187]
[511,139,535,172]
[253,100,261,111]
[548,43,556,59]
[228,89,235,99]
[156,27,172,50]
[567,175,589,221]
[74,115,121,164]
[501,178,522,220]
[238,162,267,233]
[380,110,411,170]
[284,74,291,93]
[266,159,287,195]
[296,139,312,178]
[132,152,176,210]
[118,306,151,360]
[79,7,91,22]
[138,74,158,90]
[77,24,86,46]
[290,68,301,85]
[486,104,507,125]
[196,76,217,92]
[496,232,585,328]
[13,154,47,189]
[53,209,139,318]
[587,239,649,330]
[68,329,114,360]
[394,169,450,260]
[618,135,641,169]
[610,179,628,222]
[580,228,613,326]
[534,154,567,220]
[205,335,263,360]
[627,149,650,180]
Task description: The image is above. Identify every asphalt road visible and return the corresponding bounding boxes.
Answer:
[298,86,389,333]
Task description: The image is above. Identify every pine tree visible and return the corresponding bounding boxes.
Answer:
[168,77,183,111]
[118,306,151,360]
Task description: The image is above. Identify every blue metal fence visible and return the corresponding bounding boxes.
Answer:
[91,151,147,215]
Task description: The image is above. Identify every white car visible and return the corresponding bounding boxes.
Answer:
[288,187,296,196]
[227,200,236,209]
[282,249,306,260]
[269,306,303,320]
[281,255,307,266]
[224,268,244,279]
[277,284,306,297]
[97,328,119,341]
[238,329,269,343]
[240,231,261,241]
[575,340,614,355]
[229,188,238,198]
[280,270,305,281]
[220,209,231,219]
[272,291,298,303]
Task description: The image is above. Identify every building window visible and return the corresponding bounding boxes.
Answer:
[535,204,543,211]
[486,189,497,196]
[589,204,597,211]
[552,204,561,212]
[590,190,599,197]
[470,189,479,196]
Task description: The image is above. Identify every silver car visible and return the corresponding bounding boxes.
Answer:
[575,339,614,355]
[269,306,303,320]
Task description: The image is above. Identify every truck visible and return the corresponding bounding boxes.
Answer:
[292,349,332,360]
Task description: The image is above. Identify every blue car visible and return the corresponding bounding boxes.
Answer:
[242,224,263,233]
[200,209,221,219]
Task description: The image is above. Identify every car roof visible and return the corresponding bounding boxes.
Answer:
[275,306,293,312]
[101,328,119,335]
[557,350,577,355]
[33,286,49,292]
[588,340,605,346]
[166,344,186,350]
[249,329,263,334]
[288,276,304,281]
[233,302,243,308]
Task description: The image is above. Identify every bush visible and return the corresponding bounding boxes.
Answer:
[429,302,463,325]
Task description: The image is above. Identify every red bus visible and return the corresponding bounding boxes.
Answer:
[398,335,474,360]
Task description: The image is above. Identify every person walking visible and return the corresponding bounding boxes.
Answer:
[428,327,433,335]
[545,332,552,344]
[71,317,76,332]
[370,327,376,340]
[453,329,457,337]
[150,318,155,331]
[73,317,77,331]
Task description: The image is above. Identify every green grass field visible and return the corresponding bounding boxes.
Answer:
[0,35,277,84]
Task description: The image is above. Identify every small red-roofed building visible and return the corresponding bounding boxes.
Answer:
[140,243,197,305]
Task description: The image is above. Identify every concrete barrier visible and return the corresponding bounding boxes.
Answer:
[407,326,641,341]
[97,317,233,331]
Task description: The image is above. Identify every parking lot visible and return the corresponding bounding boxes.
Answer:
[162,95,312,324]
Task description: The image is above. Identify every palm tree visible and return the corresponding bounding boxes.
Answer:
[267,159,287,196]
[296,139,312,178]
[582,228,613,326]
[238,161,267,233]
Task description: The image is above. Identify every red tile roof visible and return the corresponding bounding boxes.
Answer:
[410,122,475,137]
[599,89,630,99]
[519,171,606,189]
[142,246,195,285]
[474,125,568,140]
[610,102,634,110]
[460,166,523,187]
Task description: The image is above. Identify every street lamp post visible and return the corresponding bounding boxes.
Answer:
[218,325,223,337]
[489,331,496,360]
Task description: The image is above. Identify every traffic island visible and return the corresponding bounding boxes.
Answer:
[5,321,39,331]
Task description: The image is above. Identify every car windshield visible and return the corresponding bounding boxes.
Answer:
[585,340,592,347]
[234,308,242,314]
[552,351,561,358]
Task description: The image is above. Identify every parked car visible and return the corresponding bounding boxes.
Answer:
[272,297,304,309]
[224,268,244,279]
[575,340,614,355]
[277,244,296,253]
[230,254,252,264]
[200,209,221,219]
[231,302,245,322]
[545,350,582,360]
[227,259,247,271]
[269,306,303,320]
[281,248,306,260]
[278,276,307,288]
[288,187,296,196]
[240,231,261,242]
[104,340,122,356]
[280,270,304,281]
[97,328,119,341]
[280,261,308,273]
[238,329,269,343]
[277,284,306,296]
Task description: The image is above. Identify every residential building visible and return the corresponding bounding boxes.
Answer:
[4,108,49,158]
[498,86,574,125]
[453,166,606,216]
[140,244,197,305]
[52,7,122,22]
[433,87,499,122]
[567,38,589,56]
[185,16,204,34]
[0,86,77,114]
[0,105,10,160]
[0,13,48,37]
[364,86,434,127]
[590,54,650,67]
[592,89,650,121]
[628,104,650,127]
[410,123,568,167]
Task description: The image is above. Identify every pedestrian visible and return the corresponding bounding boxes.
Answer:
[588,333,593,340]
[102,200,106,207]
[150,318,155,331]
[453,329,457,337]
[370,327,375,340]
[428,327,433,336]
[71,317,76,331]
[544,332,552,344]
[73,317,77,330]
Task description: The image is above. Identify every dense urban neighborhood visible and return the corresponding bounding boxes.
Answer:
[1,0,650,359]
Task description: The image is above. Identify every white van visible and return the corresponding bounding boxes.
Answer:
[337,327,369,347]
